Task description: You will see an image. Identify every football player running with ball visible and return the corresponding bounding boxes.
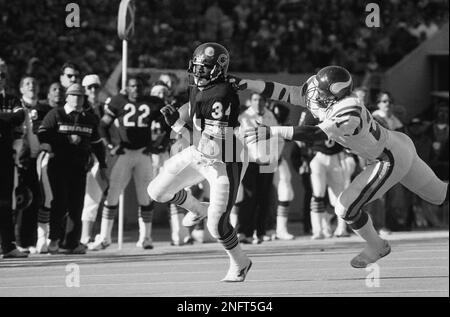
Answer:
[89,76,165,250]
[232,66,449,268]
[148,43,252,282]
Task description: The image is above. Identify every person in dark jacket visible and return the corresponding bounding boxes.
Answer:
[38,83,108,254]
[0,58,28,258]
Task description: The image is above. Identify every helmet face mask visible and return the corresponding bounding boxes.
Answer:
[188,42,229,88]
[306,66,353,116]
[190,62,215,87]
[305,78,337,112]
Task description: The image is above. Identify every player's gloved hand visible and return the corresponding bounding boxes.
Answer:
[244,125,271,144]
[244,125,294,144]
[226,75,247,91]
[160,104,180,127]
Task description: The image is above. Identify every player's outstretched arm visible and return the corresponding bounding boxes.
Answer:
[228,75,305,107]
[244,125,327,144]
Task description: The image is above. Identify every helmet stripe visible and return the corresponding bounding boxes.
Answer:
[330,77,352,95]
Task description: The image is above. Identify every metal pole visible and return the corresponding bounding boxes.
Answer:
[118,39,127,250]
[121,40,128,92]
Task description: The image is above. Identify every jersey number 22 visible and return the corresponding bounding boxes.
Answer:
[123,103,150,127]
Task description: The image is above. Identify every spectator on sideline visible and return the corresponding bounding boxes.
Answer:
[371,91,408,233]
[59,62,81,90]
[38,83,107,254]
[46,82,64,108]
[80,74,109,245]
[233,93,279,244]
[15,76,50,253]
[372,91,404,132]
[0,58,27,258]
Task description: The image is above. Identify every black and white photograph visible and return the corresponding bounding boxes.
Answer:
[0,0,448,301]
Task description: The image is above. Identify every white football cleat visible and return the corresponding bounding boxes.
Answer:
[191,229,215,243]
[311,232,325,240]
[182,211,207,227]
[36,238,49,254]
[334,229,350,238]
[276,231,295,240]
[28,246,38,254]
[88,234,111,251]
[323,229,333,239]
[221,260,252,283]
[351,240,391,268]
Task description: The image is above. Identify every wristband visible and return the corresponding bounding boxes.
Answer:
[270,126,294,140]
[172,118,187,134]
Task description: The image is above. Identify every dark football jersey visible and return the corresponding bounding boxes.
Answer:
[104,94,165,149]
[301,110,343,155]
[188,82,241,162]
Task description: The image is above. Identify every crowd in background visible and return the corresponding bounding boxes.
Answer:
[1,0,449,96]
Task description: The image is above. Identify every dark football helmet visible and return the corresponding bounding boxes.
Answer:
[188,42,230,87]
[305,66,353,111]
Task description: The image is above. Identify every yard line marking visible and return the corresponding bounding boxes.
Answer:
[0,255,448,270]
[1,274,448,290]
[1,265,448,281]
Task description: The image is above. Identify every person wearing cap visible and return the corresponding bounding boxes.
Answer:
[79,74,109,244]
[38,83,108,254]
[0,58,28,258]
[82,74,103,117]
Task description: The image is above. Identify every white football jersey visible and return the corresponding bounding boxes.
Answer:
[262,80,389,160]
[316,97,388,160]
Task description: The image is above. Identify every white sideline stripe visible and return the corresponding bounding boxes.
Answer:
[0,275,448,290]
[1,240,446,264]
[1,245,448,263]
[0,266,448,282]
[1,252,448,266]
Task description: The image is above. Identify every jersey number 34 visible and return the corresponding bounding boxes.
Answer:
[123,103,150,127]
